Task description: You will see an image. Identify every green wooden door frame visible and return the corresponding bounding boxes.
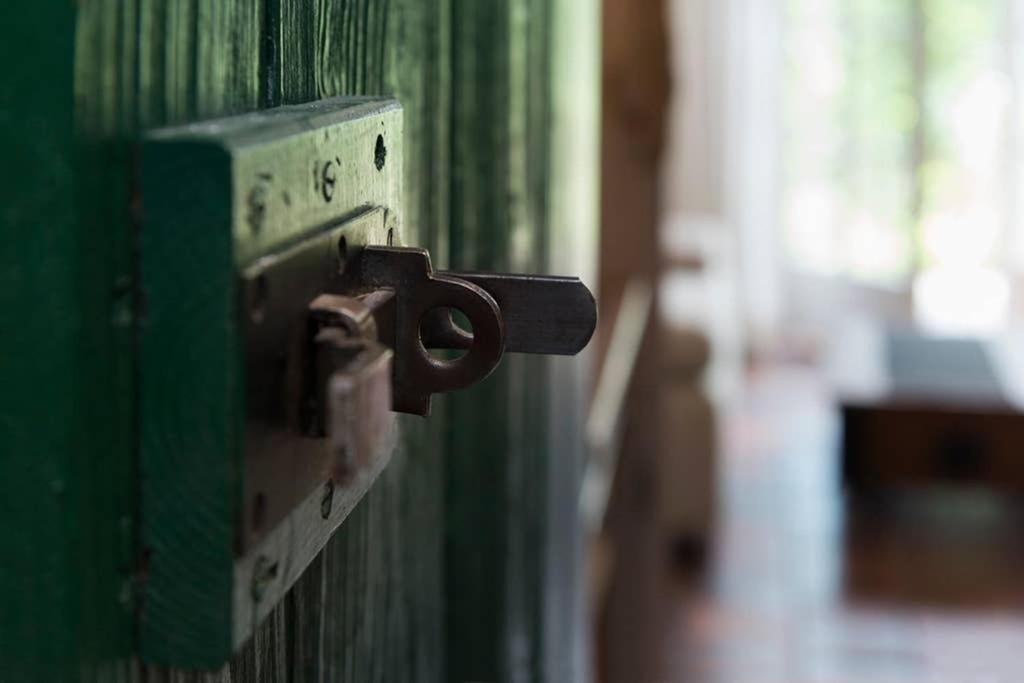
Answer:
[0,1,598,680]
[0,4,136,680]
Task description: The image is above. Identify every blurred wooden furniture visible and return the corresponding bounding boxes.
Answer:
[583,278,653,632]
[835,324,1024,492]
[595,0,671,680]
[664,364,1024,683]
[656,214,742,555]
[659,324,715,555]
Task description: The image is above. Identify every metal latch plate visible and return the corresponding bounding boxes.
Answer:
[139,98,403,667]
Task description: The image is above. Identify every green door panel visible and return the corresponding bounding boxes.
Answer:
[0,0,597,680]
[446,1,599,681]
[0,5,127,681]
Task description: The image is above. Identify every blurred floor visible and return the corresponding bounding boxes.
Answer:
[662,364,1024,683]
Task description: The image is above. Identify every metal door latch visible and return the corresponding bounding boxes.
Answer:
[329,245,597,415]
[138,97,596,664]
[308,293,396,483]
[297,243,595,476]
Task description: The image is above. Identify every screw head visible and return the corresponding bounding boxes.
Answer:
[247,183,269,233]
[321,480,335,519]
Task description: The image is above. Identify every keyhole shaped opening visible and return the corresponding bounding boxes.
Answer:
[418,306,474,362]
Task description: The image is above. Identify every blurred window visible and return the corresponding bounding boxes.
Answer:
[782,0,1021,332]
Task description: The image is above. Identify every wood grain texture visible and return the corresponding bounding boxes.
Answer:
[140,5,436,680]
[445,1,596,681]
[0,4,120,681]
[139,140,236,666]
[72,1,264,678]
[4,0,595,679]
[262,4,450,681]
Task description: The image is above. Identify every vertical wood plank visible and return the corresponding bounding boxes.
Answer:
[446,1,597,682]
[73,0,263,676]
[446,5,511,680]
[5,0,593,678]
[259,3,451,681]
[0,2,116,679]
[446,1,563,681]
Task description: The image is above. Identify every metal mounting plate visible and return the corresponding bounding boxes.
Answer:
[240,209,392,553]
[139,97,403,667]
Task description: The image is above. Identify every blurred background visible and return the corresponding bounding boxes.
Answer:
[9,0,1024,679]
[592,0,1024,680]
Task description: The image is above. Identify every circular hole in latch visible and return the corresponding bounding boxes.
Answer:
[336,234,348,273]
[418,306,474,362]
[250,275,269,323]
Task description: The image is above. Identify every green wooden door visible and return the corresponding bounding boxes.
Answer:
[0,1,597,681]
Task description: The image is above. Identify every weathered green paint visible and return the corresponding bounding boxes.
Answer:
[1,3,142,681]
[1,0,598,680]
[138,99,403,666]
[445,0,598,681]
[258,6,451,682]
[69,4,450,679]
